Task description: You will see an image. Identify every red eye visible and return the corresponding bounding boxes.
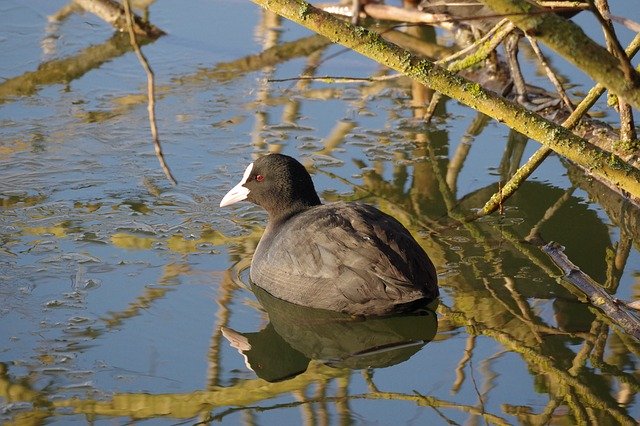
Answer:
[256,174,265,182]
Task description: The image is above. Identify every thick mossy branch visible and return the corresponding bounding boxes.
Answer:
[248,0,640,199]
[481,0,640,108]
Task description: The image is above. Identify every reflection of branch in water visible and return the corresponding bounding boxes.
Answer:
[252,11,282,153]
[446,112,491,194]
[569,319,603,376]
[565,161,640,248]
[293,389,314,425]
[44,3,82,58]
[462,249,587,340]
[0,363,46,406]
[482,277,543,344]
[525,185,576,242]
[0,33,148,103]
[361,369,379,393]
[605,235,632,292]
[177,35,331,85]
[498,130,528,181]
[315,121,357,157]
[439,304,636,424]
[280,49,326,123]
[503,277,544,338]
[336,377,351,424]
[102,286,172,329]
[451,335,474,394]
[591,344,640,396]
[567,388,590,423]
[479,350,503,405]
[315,381,329,426]
[207,270,240,388]
[210,388,511,425]
[491,222,640,344]
[101,263,204,329]
[10,362,346,422]
[123,0,176,186]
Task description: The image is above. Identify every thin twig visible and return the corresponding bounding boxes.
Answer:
[436,19,512,65]
[421,91,443,123]
[594,0,637,143]
[537,1,590,10]
[268,75,400,83]
[610,15,640,32]
[525,35,574,111]
[122,0,177,185]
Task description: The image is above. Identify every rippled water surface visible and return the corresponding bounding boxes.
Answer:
[1,1,640,424]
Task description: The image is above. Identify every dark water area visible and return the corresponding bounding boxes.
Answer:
[1,0,639,424]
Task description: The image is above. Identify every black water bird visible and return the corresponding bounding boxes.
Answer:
[220,153,439,316]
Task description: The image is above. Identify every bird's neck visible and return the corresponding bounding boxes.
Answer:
[266,197,320,226]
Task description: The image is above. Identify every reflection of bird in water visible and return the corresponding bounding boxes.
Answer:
[222,284,438,382]
[220,154,439,316]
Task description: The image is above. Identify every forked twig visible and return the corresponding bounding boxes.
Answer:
[122,0,177,185]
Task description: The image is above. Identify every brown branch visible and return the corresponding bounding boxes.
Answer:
[73,0,164,38]
[542,242,640,340]
[589,0,635,82]
[593,0,637,143]
[362,4,456,30]
[436,19,512,66]
[525,35,574,111]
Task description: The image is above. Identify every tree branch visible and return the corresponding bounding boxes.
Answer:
[247,0,640,199]
[73,0,164,37]
[481,0,640,106]
[543,242,640,340]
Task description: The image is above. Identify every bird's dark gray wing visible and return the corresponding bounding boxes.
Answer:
[250,202,438,315]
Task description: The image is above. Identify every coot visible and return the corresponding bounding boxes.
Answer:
[220,154,439,316]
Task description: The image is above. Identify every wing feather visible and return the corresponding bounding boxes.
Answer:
[250,202,437,315]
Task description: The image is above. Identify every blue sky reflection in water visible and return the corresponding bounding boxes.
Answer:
[0,0,639,424]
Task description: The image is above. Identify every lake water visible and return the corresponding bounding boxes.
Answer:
[1,0,639,424]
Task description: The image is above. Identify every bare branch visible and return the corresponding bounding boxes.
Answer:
[73,0,164,37]
[543,242,640,340]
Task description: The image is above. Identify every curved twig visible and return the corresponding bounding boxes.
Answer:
[122,0,177,185]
